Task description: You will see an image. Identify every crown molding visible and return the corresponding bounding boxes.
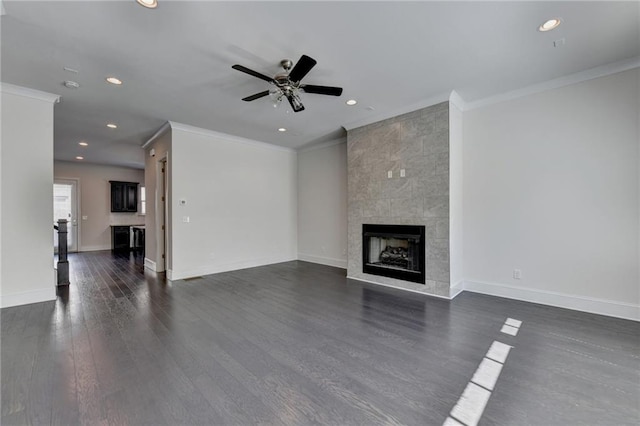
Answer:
[448,90,467,112]
[169,121,295,153]
[0,82,60,104]
[342,91,451,131]
[465,56,640,111]
[342,57,638,127]
[141,121,171,149]
[297,137,346,153]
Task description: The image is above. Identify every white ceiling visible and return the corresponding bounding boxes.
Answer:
[2,1,638,169]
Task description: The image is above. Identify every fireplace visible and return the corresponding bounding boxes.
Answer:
[362,224,426,284]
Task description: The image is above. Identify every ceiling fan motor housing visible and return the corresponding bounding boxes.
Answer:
[274,73,292,87]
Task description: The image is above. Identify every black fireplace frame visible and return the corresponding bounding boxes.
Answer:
[362,224,426,284]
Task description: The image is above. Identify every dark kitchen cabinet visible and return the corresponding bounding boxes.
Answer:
[111,226,130,251]
[110,181,138,212]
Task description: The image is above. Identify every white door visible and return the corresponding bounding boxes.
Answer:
[54,180,79,252]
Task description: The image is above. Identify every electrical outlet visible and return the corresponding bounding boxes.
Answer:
[400,169,406,177]
[182,216,190,223]
[387,170,393,179]
[513,269,522,279]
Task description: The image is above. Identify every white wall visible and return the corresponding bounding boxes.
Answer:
[168,123,297,280]
[1,85,58,307]
[54,161,144,251]
[449,96,464,296]
[463,68,639,320]
[297,140,348,269]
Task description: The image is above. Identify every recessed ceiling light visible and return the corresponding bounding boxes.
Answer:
[75,156,84,160]
[63,80,80,89]
[346,99,357,106]
[79,142,88,146]
[106,76,123,85]
[107,123,118,129]
[278,128,287,132]
[136,0,158,9]
[538,18,562,32]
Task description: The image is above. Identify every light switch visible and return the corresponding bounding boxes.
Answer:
[387,170,393,179]
[82,216,88,220]
[400,169,406,177]
[182,216,190,223]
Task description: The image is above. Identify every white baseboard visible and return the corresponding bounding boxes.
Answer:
[79,245,111,252]
[167,256,297,281]
[144,258,157,272]
[450,280,465,299]
[298,253,347,269]
[463,280,640,322]
[1,286,56,308]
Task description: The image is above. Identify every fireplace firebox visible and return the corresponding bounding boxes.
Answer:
[362,224,426,284]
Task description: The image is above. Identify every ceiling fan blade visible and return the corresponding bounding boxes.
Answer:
[242,91,270,102]
[286,94,305,112]
[231,64,274,83]
[288,55,317,83]
[301,85,343,96]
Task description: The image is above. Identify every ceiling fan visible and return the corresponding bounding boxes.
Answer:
[232,54,343,112]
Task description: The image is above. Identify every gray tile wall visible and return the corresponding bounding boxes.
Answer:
[347,102,450,296]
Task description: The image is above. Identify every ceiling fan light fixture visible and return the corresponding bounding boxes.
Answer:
[538,18,561,32]
[136,0,158,9]
[269,87,284,108]
[288,93,305,112]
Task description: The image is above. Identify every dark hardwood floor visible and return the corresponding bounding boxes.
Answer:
[2,251,639,425]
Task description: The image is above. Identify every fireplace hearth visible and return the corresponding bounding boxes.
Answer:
[362,224,426,284]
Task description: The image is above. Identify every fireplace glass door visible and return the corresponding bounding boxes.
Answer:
[362,224,425,284]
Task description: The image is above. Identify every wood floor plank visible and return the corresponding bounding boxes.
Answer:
[1,251,639,426]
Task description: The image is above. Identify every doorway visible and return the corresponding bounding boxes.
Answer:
[157,158,168,272]
[54,179,79,252]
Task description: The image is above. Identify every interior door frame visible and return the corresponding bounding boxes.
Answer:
[155,156,168,272]
[54,178,80,252]
[163,156,169,273]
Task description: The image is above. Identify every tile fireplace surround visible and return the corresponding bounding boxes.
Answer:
[347,102,450,297]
